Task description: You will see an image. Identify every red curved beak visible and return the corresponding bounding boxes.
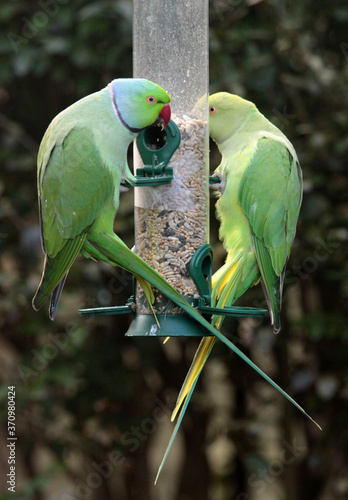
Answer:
[159,103,171,129]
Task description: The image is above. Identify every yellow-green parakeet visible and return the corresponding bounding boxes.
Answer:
[156,93,314,483]
[174,92,303,412]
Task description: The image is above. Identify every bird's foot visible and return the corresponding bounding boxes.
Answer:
[210,170,226,195]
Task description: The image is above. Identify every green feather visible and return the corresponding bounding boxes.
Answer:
[33,234,87,315]
[252,235,281,331]
[40,128,114,256]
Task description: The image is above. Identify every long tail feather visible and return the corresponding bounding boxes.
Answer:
[171,258,244,421]
[171,336,215,421]
[154,377,200,485]
[155,320,321,483]
[153,249,321,482]
[81,233,159,323]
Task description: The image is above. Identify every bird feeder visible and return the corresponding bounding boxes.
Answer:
[128,0,210,336]
[80,0,267,331]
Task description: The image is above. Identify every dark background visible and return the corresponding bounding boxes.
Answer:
[1,1,348,499]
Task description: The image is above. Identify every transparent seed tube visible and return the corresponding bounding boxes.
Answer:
[133,0,209,315]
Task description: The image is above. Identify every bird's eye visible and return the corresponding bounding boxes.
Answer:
[209,106,217,114]
[147,96,156,104]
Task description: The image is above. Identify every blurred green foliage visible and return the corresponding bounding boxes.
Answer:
[0,1,348,499]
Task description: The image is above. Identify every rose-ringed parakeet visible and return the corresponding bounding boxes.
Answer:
[155,92,317,483]
[32,78,173,319]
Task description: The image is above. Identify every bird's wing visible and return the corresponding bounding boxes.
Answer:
[238,137,303,330]
[38,126,115,257]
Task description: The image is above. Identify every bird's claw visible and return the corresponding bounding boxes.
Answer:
[210,171,226,194]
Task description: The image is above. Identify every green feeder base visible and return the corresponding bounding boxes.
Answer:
[78,244,268,336]
[125,312,211,337]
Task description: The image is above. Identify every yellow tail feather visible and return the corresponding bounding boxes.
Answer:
[171,254,243,421]
[136,275,159,328]
[211,252,241,303]
[171,336,215,421]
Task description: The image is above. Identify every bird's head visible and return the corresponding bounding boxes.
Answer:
[110,78,171,133]
[208,92,256,144]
